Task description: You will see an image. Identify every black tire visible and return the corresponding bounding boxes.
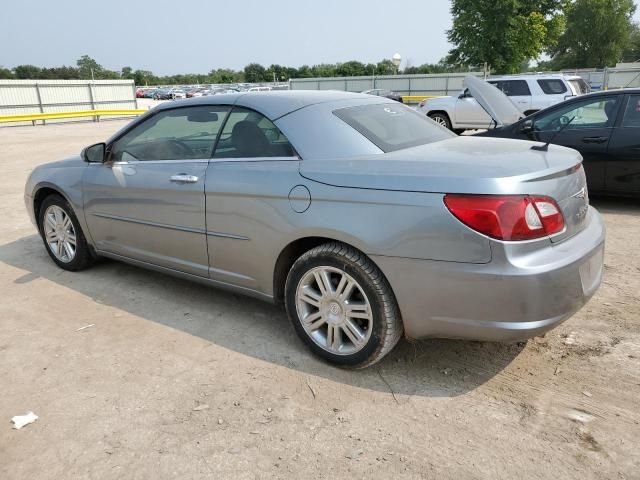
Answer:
[453,129,465,135]
[38,194,95,271]
[284,242,403,369]
[428,112,453,131]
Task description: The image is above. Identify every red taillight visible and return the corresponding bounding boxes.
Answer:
[443,194,565,241]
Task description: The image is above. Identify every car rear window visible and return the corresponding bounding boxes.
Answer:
[537,79,568,95]
[568,78,591,95]
[488,80,531,96]
[333,103,454,152]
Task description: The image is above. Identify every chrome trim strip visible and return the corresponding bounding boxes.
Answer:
[91,212,250,240]
[209,156,299,163]
[91,212,205,234]
[109,159,210,165]
[206,230,250,240]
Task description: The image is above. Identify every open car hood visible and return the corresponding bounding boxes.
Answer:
[465,75,523,127]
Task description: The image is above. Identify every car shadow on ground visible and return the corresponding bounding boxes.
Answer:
[1,234,529,399]
[590,195,640,215]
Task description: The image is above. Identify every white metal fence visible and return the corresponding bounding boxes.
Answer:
[290,72,485,97]
[290,67,640,96]
[0,79,138,126]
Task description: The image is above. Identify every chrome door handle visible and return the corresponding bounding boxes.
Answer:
[170,174,199,183]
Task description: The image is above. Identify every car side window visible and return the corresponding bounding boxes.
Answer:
[537,79,568,95]
[534,97,620,132]
[109,106,230,161]
[213,107,296,158]
[500,80,531,96]
[622,95,640,127]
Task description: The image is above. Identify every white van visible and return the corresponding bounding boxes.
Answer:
[416,74,590,132]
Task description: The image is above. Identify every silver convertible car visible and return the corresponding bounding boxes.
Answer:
[24,91,605,368]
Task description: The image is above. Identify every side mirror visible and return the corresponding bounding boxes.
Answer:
[520,119,534,133]
[82,142,106,163]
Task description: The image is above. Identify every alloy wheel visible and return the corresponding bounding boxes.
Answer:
[295,266,373,355]
[43,205,76,263]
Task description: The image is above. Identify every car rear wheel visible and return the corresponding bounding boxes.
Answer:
[285,242,403,368]
[38,194,94,271]
[428,112,452,130]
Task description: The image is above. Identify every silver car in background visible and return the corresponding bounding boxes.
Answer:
[24,91,605,368]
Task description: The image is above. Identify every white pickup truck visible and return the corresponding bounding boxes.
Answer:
[416,74,590,133]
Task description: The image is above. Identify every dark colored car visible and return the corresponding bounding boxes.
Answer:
[477,87,640,197]
[361,89,403,102]
[153,88,172,100]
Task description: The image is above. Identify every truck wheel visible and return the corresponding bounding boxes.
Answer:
[428,112,453,130]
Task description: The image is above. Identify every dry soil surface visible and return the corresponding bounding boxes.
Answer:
[0,121,639,479]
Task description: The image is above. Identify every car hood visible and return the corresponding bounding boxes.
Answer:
[465,75,522,127]
[299,136,583,195]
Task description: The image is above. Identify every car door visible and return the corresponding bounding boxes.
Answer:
[454,89,493,128]
[528,95,622,192]
[83,105,231,276]
[490,80,532,114]
[536,78,570,111]
[605,94,640,194]
[204,106,299,291]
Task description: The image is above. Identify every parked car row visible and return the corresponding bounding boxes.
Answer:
[136,84,288,100]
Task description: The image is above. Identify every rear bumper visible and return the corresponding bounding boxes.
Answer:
[372,206,605,341]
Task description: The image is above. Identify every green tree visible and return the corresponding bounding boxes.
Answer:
[550,0,636,68]
[133,70,155,86]
[244,63,267,83]
[209,68,237,83]
[622,23,640,62]
[121,66,133,79]
[0,66,15,79]
[13,65,42,79]
[310,63,337,77]
[375,59,397,75]
[76,55,103,79]
[336,61,367,76]
[447,0,565,73]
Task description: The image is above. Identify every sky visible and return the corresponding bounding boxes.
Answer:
[1,0,639,75]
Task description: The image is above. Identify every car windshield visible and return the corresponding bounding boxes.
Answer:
[333,103,454,152]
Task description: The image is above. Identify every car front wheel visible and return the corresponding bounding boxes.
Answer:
[285,242,403,368]
[38,194,95,271]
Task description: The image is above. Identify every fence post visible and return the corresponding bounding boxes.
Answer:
[408,76,412,96]
[35,82,45,126]
[132,82,138,109]
[88,82,97,122]
[445,76,450,96]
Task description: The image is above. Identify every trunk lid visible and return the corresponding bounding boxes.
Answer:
[300,136,589,242]
[465,75,523,127]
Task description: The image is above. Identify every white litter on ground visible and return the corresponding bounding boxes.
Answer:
[11,412,38,430]
[76,324,95,331]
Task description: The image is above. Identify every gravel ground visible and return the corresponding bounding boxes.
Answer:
[0,121,639,480]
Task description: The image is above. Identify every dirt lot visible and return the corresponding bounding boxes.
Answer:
[0,121,638,480]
